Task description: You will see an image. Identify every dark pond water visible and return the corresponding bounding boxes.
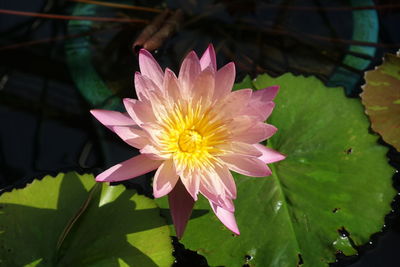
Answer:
[1,0,400,266]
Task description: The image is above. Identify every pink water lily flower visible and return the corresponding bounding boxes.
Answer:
[91,44,285,238]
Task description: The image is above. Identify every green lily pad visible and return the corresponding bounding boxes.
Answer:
[361,50,400,152]
[157,73,396,267]
[0,172,173,267]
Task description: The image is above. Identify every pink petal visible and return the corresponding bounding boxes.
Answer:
[179,170,200,201]
[254,144,286,164]
[199,170,234,212]
[96,154,161,182]
[249,123,277,142]
[139,49,164,89]
[214,62,235,99]
[123,98,157,125]
[214,164,237,199]
[217,141,262,157]
[210,201,240,235]
[139,123,164,144]
[178,51,201,98]
[134,72,161,101]
[227,115,253,133]
[140,144,169,160]
[168,179,195,239]
[243,101,275,122]
[113,126,148,149]
[146,90,171,121]
[163,68,181,101]
[191,67,215,102]
[90,110,135,131]
[153,160,179,198]
[220,154,272,177]
[199,44,217,71]
[255,85,279,102]
[231,120,277,144]
[216,89,252,118]
[241,86,279,121]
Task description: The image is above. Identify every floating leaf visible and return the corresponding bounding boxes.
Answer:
[361,50,400,152]
[0,172,173,267]
[232,75,252,91]
[156,73,395,267]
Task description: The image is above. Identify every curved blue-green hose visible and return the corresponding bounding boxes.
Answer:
[327,0,379,95]
[65,3,126,166]
[65,3,123,110]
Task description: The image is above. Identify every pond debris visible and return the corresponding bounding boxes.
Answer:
[332,207,341,213]
[133,9,184,52]
[345,148,353,154]
[297,253,304,266]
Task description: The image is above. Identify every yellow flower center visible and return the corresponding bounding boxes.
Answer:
[178,129,203,153]
[157,100,229,171]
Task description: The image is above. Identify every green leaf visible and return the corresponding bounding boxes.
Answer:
[157,73,396,267]
[232,75,252,91]
[0,172,173,267]
[361,50,400,152]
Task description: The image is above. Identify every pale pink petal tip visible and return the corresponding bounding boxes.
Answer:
[122,97,133,107]
[214,62,236,99]
[254,144,286,164]
[258,85,280,102]
[138,49,164,88]
[153,160,179,198]
[210,201,240,235]
[135,71,161,95]
[90,109,134,130]
[178,51,201,96]
[112,126,147,149]
[200,44,217,71]
[95,154,161,182]
[221,154,272,177]
[181,177,200,202]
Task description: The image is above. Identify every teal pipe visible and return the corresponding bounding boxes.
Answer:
[327,0,379,95]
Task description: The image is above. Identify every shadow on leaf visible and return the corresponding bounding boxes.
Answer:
[0,172,174,266]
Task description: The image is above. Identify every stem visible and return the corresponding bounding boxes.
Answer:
[0,8,148,23]
[257,3,400,11]
[68,0,162,13]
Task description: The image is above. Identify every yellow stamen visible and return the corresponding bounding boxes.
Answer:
[178,129,203,153]
[157,100,228,171]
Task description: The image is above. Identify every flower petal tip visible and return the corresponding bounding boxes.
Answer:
[187,50,198,57]
[95,175,108,182]
[122,97,133,103]
[254,144,286,164]
[206,43,214,50]
[175,230,185,240]
[264,170,273,177]
[228,226,240,236]
[277,153,286,161]
[264,85,280,100]
[139,48,151,56]
[191,193,198,202]
[89,109,102,119]
[200,44,217,71]
[232,229,241,236]
[152,192,162,198]
[254,167,272,177]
